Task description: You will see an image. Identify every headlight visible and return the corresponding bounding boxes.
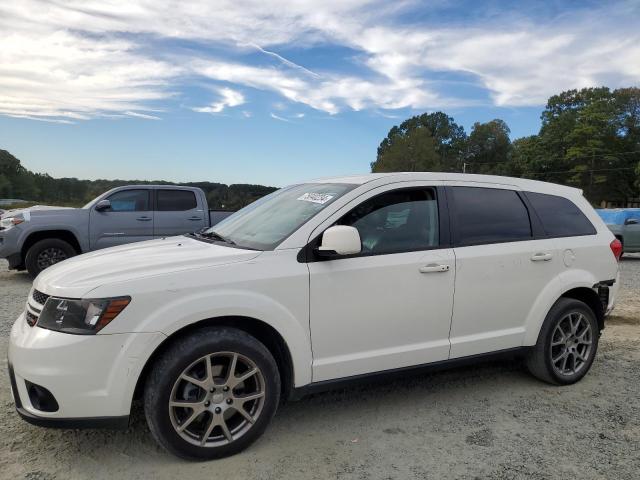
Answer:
[37,297,131,334]
[0,216,24,231]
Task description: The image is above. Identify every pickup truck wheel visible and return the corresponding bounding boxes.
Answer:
[144,327,280,460]
[24,238,77,277]
[526,298,599,385]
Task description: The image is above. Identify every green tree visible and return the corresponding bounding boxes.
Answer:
[537,87,640,203]
[464,119,513,174]
[372,112,467,172]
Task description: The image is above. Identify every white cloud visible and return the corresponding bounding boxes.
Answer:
[271,113,293,122]
[193,87,245,114]
[0,0,638,121]
[125,111,162,120]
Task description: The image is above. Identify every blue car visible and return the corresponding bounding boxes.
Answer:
[596,208,640,254]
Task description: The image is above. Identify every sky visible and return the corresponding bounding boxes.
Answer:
[0,0,639,187]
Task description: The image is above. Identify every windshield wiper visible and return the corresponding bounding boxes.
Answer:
[197,230,236,245]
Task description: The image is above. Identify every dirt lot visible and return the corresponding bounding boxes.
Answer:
[1,257,639,480]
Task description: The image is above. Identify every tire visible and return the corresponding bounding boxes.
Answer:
[24,238,77,277]
[526,298,599,385]
[144,327,281,460]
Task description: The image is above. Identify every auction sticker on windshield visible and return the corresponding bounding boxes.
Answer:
[297,193,334,204]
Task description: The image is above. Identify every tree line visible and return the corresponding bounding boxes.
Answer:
[372,87,640,206]
[0,149,276,211]
[2,86,639,210]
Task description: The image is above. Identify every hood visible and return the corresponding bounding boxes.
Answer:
[3,205,72,216]
[34,236,262,298]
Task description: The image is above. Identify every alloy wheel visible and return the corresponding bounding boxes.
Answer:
[36,247,68,270]
[550,312,593,376]
[169,352,266,447]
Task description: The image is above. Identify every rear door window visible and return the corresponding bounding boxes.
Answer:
[526,192,596,237]
[156,190,198,211]
[450,186,532,246]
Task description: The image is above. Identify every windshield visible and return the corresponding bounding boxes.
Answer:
[202,183,356,250]
[82,193,102,209]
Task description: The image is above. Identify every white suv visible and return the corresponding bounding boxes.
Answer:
[9,173,621,459]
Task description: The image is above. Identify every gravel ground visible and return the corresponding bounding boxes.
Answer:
[1,257,639,480]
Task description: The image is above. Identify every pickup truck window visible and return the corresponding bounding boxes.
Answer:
[156,190,197,211]
[204,183,356,250]
[107,189,150,212]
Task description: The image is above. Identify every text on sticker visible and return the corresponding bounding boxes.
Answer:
[297,193,334,204]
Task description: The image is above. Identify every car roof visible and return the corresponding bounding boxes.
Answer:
[309,172,583,197]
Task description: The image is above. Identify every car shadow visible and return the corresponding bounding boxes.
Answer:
[9,355,539,469]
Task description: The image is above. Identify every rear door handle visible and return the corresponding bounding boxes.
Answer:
[136,216,152,221]
[530,252,553,262]
[419,264,450,273]
[188,216,203,221]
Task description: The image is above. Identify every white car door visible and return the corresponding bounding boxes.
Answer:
[446,184,561,358]
[307,183,456,382]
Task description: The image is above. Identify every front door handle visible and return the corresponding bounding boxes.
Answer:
[419,264,450,273]
[530,252,553,262]
[136,216,152,221]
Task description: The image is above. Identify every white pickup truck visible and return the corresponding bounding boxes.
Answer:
[0,185,233,276]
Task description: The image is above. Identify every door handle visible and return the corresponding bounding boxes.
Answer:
[419,264,450,273]
[188,216,202,221]
[530,252,553,262]
[136,216,152,221]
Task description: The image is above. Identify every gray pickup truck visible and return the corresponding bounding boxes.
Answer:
[0,185,233,276]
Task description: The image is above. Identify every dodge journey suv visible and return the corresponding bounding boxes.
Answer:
[9,173,621,460]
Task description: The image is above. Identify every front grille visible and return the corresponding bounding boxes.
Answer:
[32,289,50,305]
[26,311,38,327]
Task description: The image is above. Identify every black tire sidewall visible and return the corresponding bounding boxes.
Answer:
[540,299,599,385]
[25,238,76,277]
[144,328,281,460]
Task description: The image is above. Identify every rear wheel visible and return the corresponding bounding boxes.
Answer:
[144,327,280,460]
[527,298,599,385]
[24,238,77,277]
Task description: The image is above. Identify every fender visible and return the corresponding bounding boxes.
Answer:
[19,225,87,253]
[117,288,313,387]
[523,268,600,345]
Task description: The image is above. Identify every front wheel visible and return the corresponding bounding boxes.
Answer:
[526,298,599,385]
[144,327,281,460]
[24,238,77,277]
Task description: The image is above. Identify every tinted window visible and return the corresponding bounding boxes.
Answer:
[526,192,596,237]
[106,190,150,212]
[338,188,439,255]
[451,187,531,245]
[157,190,197,211]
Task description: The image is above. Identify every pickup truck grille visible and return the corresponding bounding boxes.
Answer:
[32,289,50,305]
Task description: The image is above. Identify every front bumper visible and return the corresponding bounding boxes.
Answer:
[8,312,165,427]
[0,226,23,269]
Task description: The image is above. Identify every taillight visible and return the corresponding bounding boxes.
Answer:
[610,238,623,262]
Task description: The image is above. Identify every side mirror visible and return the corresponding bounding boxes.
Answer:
[95,199,111,212]
[317,225,361,257]
[625,218,639,225]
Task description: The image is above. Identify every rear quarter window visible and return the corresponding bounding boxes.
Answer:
[525,192,596,237]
